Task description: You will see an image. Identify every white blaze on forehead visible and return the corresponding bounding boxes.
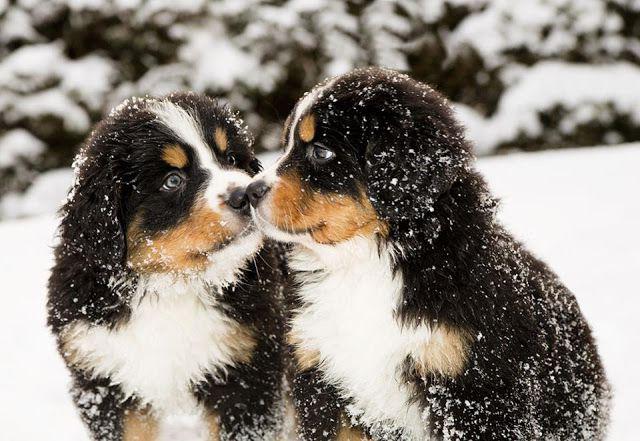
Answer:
[149,100,218,171]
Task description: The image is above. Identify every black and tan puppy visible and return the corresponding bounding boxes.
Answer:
[47,93,285,440]
[246,68,610,440]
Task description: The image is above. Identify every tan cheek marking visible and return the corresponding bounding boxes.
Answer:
[414,325,471,379]
[161,144,188,168]
[287,330,321,372]
[270,172,307,230]
[214,127,228,152]
[126,200,235,273]
[270,171,388,244]
[308,194,388,245]
[298,113,316,143]
[123,407,159,441]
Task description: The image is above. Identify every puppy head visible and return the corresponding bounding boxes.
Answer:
[249,67,472,251]
[64,92,262,279]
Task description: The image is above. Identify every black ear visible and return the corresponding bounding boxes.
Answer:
[350,70,500,328]
[360,73,473,253]
[47,145,132,331]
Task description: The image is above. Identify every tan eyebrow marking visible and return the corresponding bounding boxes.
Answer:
[298,113,316,143]
[161,144,188,168]
[214,127,228,152]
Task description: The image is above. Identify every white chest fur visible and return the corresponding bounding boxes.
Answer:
[63,275,246,414]
[289,238,430,440]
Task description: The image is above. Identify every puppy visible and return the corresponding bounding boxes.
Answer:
[47,93,285,440]
[246,68,610,440]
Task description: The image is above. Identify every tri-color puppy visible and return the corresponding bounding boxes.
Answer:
[47,93,285,440]
[246,68,610,440]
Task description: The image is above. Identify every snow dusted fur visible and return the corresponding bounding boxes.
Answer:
[47,93,286,440]
[249,67,610,440]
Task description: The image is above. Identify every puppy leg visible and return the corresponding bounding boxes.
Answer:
[414,375,537,440]
[70,372,158,441]
[195,364,284,440]
[292,368,343,440]
[70,374,130,440]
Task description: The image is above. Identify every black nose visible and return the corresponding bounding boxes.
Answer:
[227,187,249,214]
[246,180,270,207]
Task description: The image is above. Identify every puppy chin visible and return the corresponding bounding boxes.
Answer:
[251,204,317,247]
[201,228,264,287]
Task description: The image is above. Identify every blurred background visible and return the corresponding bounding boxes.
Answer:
[1,0,640,219]
[0,1,639,440]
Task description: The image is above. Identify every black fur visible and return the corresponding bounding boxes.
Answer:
[277,68,610,440]
[193,243,286,440]
[47,92,285,440]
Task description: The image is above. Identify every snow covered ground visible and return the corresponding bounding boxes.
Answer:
[0,144,638,440]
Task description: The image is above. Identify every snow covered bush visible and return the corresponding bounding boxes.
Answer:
[442,0,640,152]
[1,0,639,217]
[0,129,45,198]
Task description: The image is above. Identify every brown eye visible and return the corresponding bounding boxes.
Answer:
[308,143,335,164]
[227,153,237,166]
[161,172,184,191]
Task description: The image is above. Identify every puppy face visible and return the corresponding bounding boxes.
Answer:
[98,93,262,274]
[249,79,387,246]
[249,68,471,250]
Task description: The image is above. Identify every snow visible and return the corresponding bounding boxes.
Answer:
[0,42,64,91]
[448,0,629,67]
[0,168,73,219]
[0,129,45,168]
[62,56,116,111]
[7,89,92,132]
[0,144,638,439]
[494,62,640,134]
[0,42,115,126]
[179,28,261,92]
[0,6,39,44]
[2,0,639,197]
[0,215,86,440]
[454,104,494,156]
[455,62,640,152]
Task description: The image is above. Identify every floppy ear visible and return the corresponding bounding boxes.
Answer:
[361,76,473,253]
[47,146,133,331]
[353,71,502,329]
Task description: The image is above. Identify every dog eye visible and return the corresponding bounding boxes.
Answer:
[227,153,237,166]
[309,143,335,164]
[161,172,184,191]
